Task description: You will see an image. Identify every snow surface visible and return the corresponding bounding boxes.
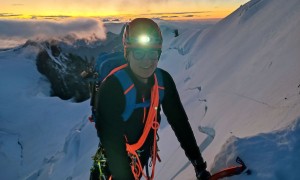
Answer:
[1,0,300,179]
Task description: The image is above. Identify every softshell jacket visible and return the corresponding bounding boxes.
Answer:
[95,66,202,179]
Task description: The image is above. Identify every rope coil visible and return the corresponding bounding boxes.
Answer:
[126,74,160,180]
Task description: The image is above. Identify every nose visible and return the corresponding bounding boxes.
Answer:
[142,58,156,65]
[139,58,157,69]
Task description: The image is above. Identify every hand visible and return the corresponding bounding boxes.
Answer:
[192,160,211,180]
[196,169,211,180]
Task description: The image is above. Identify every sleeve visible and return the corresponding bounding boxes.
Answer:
[95,76,134,179]
[161,70,203,162]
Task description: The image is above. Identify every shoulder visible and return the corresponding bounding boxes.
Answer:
[99,74,123,96]
[156,68,176,87]
[156,68,172,80]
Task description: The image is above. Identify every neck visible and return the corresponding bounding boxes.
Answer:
[136,75,148,84]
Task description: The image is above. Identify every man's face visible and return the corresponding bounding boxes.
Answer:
[127,49,160,80]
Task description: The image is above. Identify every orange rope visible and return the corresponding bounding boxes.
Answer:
[102,64,161,180]
[126,74,160,180]
[143,97,146,123]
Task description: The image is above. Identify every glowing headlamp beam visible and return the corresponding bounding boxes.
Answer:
[138,35,150,45]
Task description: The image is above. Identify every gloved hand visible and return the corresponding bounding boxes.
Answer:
[192,159,211,180]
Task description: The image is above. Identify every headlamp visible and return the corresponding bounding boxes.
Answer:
[138,35,150,45]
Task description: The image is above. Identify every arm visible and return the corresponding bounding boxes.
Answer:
[161,71,202,161]
[95,76,134,179]
[161,71,211,180]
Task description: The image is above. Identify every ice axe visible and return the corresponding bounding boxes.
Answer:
[210,157,251,180]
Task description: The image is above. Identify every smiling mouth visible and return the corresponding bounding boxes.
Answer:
[140,65,152,69]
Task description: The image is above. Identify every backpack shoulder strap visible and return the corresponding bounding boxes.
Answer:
[114,69,137,121]
[114,68,165,121]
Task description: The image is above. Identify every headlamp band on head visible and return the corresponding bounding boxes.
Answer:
[123,18,163,50]
[126,36,162,44]
[124,36,162,49]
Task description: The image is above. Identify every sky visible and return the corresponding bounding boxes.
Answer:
[0,0,248,49]
[0,0,249,20]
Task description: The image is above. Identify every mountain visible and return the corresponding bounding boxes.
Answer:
[1,0,300,179]
[157,0,300,179]
[21,29,124,102]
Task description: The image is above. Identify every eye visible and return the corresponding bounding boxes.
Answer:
[133,50,145,59]
[147,51,159,60]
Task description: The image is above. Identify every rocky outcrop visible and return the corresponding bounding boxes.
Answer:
[35,28,124,102]
[36,42,90,102]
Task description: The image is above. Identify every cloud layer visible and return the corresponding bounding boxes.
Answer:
[0,18,106,48]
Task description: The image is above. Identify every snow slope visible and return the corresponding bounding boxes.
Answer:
[1,0,300,179]
[157,0,300,179]
[0,45,98,180]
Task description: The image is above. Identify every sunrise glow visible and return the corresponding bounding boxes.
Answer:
[0,0,249,20]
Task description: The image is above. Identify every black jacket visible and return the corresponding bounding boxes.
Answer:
[95,67,202,179]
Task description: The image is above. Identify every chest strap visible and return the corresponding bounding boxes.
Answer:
[114,68,165,121]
